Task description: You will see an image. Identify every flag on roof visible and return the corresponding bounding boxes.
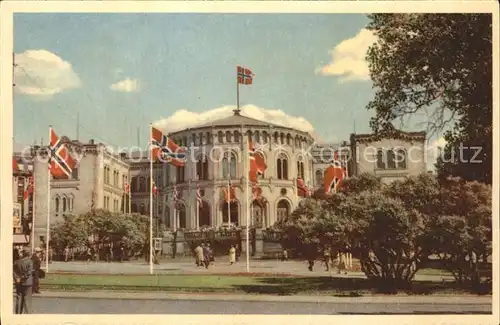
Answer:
[237,66,254,85]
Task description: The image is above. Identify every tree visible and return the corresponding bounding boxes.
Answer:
[50,214,89,253]
[366,14,492,183]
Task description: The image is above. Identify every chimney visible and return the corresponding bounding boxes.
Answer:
[89,139,95,145]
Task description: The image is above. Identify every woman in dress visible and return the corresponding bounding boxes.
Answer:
[229,245,236,265]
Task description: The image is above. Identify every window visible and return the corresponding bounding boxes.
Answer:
[262,131,268,144]
[218,131,224,144]
[315,169,323,186]
[280,133,285,144]
[206,132,212,144]
[274,132,279,143]
[286,134,292,145]
[277,200,290,221]
[226,131,232,143]
[62,197,67,213]
[376,150,385,169]
[295,136,299,147]
[297,160,305,179]
[255,131,260,144]
[396,149,407,169]
[222,152,237,179]
[387,150,396,169]
[234,131,240,143]
[197,155,209,180]
[131,177,138,193]
[55,197,60,214]
[277,153,288,180]
[139,177,146,192]
[192,133,197,146]
[176,166,185,183]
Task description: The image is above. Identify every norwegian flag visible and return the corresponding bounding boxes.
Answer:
[49,127,76,179]
[223,180,237,203]
[151,127,186,167]
[12,158,19,172]
[196,185,203,207]
[296,177,311,198]
[172,184,179,202]
[324,150,346,194]
[24,176,34,200]
[249,140,267,183]
[124,182,130,194]
[237,66,254,85]
[152,181,158,197]
[252,181,262,200]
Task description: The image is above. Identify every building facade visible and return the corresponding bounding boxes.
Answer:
[30,138,130,248]
[128,112,316,231]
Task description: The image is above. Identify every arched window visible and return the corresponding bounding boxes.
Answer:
[234,130,240,143]
[387,150,396,169]
[277,200,290,221]
[191,133,197,146]
[246,130,252,142]
[277,153,288,180]
[295,136,299,147]
[62,197,67,212]
[197,155,209,180]
[222,151,237,179]
[139,177,146,192]
[199,132,204,145]
[262,131,268,144]
[226,131,232,143]
[274,132,279,143]
[315,169,323,186]
[182,136,188,146]
[297,159,305,179]
[286,134,292,145]
[69,195,74,212]
[376,150,385,169]
[255,131,260,144]
[280,133,285,144]
[218,131,224,144]
[396,148,407,169]
[206,132,212,144]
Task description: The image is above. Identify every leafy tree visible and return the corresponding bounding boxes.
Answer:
[50,214,89,253]
[366,14,492,183]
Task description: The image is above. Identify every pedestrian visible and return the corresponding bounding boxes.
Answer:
[323,245,331,271]
[64,246,70,262]
[48,247,53,264]
[31,247,43,294]
[194,244,204,267]
[120,245,125,262]
[203,243,211,269]
[86,247,92,263]
[305,243,316,272]
[13,247,34,314]
[337,250,347,274]
[282,248,288,262]
[229,245,236,265]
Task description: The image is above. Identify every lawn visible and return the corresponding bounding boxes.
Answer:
[40,274,491,296]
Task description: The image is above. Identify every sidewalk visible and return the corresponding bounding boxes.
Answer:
[37,290,492,304]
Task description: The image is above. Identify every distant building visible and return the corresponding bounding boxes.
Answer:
[28,138,130,248]
[12,157,33,245]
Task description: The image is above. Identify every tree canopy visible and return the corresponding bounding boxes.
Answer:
[366,14,492,183]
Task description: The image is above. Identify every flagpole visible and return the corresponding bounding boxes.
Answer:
[149,123,154,275]
[236,66,240,112]
[128,185,131,213]
[31,177,36,254]
[227,179,231,225]
[46,126,51,273]
[245,160,250,273]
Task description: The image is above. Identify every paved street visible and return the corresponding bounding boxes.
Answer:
[27,294,492,314]
[43,259,454,282]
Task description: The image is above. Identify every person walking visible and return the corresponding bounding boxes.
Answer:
[31,247,43,294]
[13,247,34,314]
[64,246,70,262]
[282,248,289,262]
[194,244,204,267]
[203,243,211,269]
[323,245,332,271]
[229,245,236,265]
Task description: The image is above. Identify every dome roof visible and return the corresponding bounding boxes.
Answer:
[193,111,280,129]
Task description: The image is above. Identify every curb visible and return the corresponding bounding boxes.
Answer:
[36,290,493,304]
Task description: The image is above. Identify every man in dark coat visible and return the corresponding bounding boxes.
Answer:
[13,247,34,314]
[31,247,43,294]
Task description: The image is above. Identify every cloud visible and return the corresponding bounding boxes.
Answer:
[110,78,140,93]
[317,28,378,83]
[153,104,316,137]
[14,49,81,98]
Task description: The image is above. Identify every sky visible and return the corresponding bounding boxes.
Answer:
[13,13,445,164]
